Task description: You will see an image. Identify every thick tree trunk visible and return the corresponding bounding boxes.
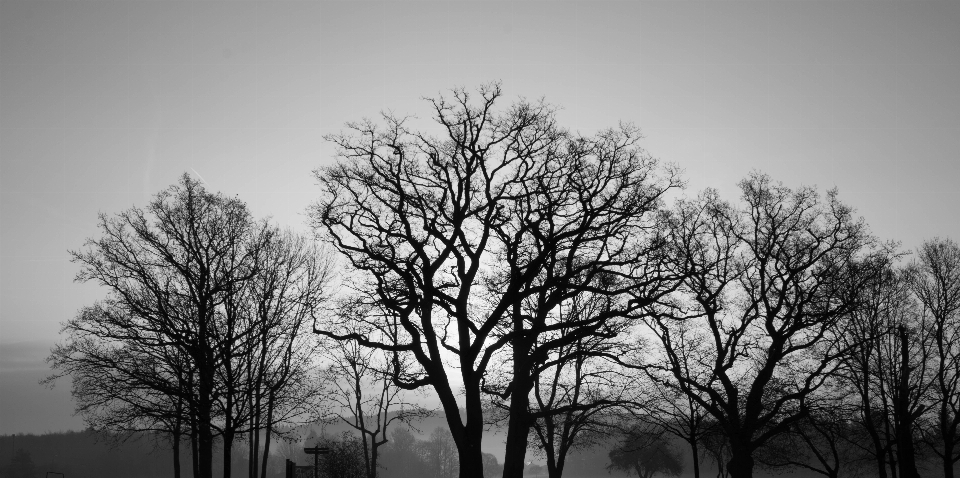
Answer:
[944,439,955,478]
[197,392,215,478]
[726,439,754,478]
[456,436,485,478]
[437,367,484,478]
[502,310,534,478]
[501,393,532,478]
[544,443,567,478]
[223,429,234,478]
[370,443,379,478]
[545,447,558,478]
[457,388,487,478]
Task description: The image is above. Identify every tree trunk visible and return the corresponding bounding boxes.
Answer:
[502,310,534,478]
[250,388,259,478]
[260,389,275,478]
[501,393,532,478]
[191,410,200,478]
[726,439,754,478]
[942,405,956,478]
[370,442,379,478]
[690,438,701,478]
[544,442,567,478]
[895,326,920,478]
[223,429,234,478]
[862,403,888,478]
[172,429,182,478]
[455,399,486,478]
[197,402,215,478]
[944,438,955,478]
[886,442,898,478]
[545,447,558,478]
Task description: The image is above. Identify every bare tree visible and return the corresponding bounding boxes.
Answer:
[910,237,960,478]
[310,84,681,478]
[699,421,731,478]
[836,258,905,478]
[640,318,710,478]
[424,427,461,478]
[646,175,878,478]
[46,337,194,477]
[486,290,643,478]
[755,389,863,478]
[315,432,369,478]
[840,261,933,478]
[48,174,330,478]
[319,314,431,478]
[240,230,332,478]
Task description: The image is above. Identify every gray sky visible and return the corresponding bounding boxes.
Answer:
[1,0,958,434]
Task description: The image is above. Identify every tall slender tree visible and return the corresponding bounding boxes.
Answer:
[910,238,960,478]
[835,258,906,478]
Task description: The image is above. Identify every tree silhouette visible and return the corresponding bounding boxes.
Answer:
[910,238,960,478]
[4,449,38,478]
[755,392,861,478]
[646,175,879,478]
[48,174,331,478]
[639,318,710,478]
[318,315,431,478]
[835,256,905,478]
[607,427,683,478]
[310,84,681,478]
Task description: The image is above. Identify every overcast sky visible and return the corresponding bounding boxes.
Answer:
[1,0,958,435]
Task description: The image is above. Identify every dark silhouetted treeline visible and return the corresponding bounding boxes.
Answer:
[0,430,182,478]
[46,85,960,478]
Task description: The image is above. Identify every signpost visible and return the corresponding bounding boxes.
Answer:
[303,446,330,478]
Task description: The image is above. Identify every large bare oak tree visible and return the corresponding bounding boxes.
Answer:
[310,84,681,478]
[646,174,879,478]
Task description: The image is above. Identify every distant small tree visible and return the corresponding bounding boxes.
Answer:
[315,432,368,478]
[607,427,683,478]
[378,426,428,478]
[318,305,431,478]
[755,393,863,478]
[4,449,38,478]
[699,423,731,478]
[482,453,503,478]
[423,427,460,478]
[640,319,710,478]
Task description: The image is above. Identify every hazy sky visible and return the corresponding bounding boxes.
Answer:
[1,0,958,434]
